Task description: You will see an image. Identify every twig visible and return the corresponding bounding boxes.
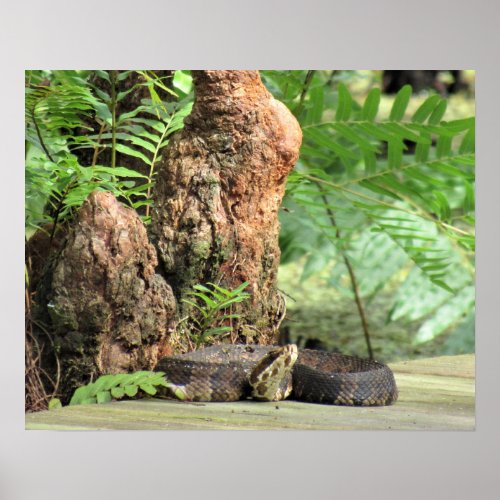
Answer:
[294,70,316,117]
[316,183,374,359]
[110,70,118,170]
[30,107,55,163]
[91,121,107,167]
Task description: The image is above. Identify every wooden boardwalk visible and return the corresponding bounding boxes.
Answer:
[25,354,475,431]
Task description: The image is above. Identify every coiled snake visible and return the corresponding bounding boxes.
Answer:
[155,344,398,406]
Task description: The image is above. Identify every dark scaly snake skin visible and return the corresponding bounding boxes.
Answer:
[155,344,398,406]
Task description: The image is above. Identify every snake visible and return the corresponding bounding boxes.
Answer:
[155,344,398,406]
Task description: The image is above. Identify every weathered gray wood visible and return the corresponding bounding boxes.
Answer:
[25,354,475,430]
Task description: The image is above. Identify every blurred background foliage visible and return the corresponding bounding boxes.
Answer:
[25,69,475,363]
[261,70,475,361]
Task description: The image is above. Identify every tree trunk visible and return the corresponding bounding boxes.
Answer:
[151,70,302,344]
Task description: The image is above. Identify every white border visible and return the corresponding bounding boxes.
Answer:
[2,1,498,499]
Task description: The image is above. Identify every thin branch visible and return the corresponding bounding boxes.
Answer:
[110,70,118,169]
[300,173,474,238]
[91,121,107,167]
[337,154,475,190]
[315,183,374,359]
[294,70,316,117]
[30,107,55,163]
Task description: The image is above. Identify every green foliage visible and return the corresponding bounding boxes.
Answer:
[69,371,170,406]
[265,70,475,348]
[25,69,475,353]
[25,70,193,233]
[181,282,251,348]
[48,398,63,410]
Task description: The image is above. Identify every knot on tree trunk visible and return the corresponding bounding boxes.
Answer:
[38,191,176,399]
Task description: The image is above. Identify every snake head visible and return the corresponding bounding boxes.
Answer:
[249,344,298,401]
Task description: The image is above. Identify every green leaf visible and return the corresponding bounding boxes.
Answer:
[388,139,404,168]
[80,397,97,405]
[305,128,359,160]
[190,292,217,308]
[428,99,447,125]
[95,70,110,82]
[433,190,451,220]
[430,161,472,179]
[361,88,381,121]
[48,398,62,410]
[173,70,193,96]
[306,85,324,124]
[459,127,475,154]
[414,285,475,344]
[206,283,233,297]
[213,296,250,310]
[389,84,412,121]
[230,281,251,295]
[110,386,125,399]
[123,371,156,385]
[411,94,441,123]
[464,182,475,213]
[443,118,475,133]
[139,383,157,396]
[381,123,431,144]
[124,385,139,398]
[181,299,209,318]
[114,143,151,165]
[335,83,352,121]
[360,180,402,200]
[192,284,213,293]
[96,391,113,404]
[357,122,399,142]
[93,165,148,179]
[69,385,94,406]
[92,374,120,392]
[117,70,133,82]
[363,150,377,174]
[404,168,448,189]
[331,123,378,152]
[204,326,233,336]
[436,135,452,158]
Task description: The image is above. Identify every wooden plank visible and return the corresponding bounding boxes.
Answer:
[390,353,475,378]
[25,354,475,431]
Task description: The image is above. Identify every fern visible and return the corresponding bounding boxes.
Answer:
[25,70,193,234]
[181,282,251,348]
[289,82,474,290]
[68,371,179,406]
[272,70,474,347]
[81,70,193,223]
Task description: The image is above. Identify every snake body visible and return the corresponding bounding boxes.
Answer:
[155,344,398,406]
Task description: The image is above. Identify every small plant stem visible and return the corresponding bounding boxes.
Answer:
[91,121,107,167]
[48,179,75,248]
[301,172,474,239]
[145,114,173,218]
[316,183,374,359]
[110,70,118,169]
[326,70,338,86]
[31,107,55,163]
[295,70,316,117]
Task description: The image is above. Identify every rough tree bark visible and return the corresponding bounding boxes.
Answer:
[151,70,302,343]
[36,191,176,400]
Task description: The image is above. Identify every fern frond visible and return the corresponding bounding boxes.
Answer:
[69,371,170,406]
